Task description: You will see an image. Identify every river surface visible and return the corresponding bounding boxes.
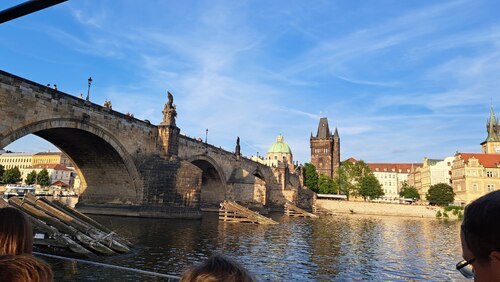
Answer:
[45,212,466,281]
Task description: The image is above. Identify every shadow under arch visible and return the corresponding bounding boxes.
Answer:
[186,154,227,207]
[0,118,144,205]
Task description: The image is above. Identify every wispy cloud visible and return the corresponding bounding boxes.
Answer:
[3,0,500,163]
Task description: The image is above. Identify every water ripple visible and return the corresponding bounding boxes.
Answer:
[49,213,467,281]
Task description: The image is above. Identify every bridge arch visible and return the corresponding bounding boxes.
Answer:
[186,155,227,207]
[0,118,143,204]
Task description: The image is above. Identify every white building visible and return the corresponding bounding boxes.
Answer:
[368,163,418,200]
[21,164,73,187]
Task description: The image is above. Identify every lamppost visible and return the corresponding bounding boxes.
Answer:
[86,77,92,102]
[205,129,208,143]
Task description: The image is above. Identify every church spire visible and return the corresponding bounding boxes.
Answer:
[486,104,499,141]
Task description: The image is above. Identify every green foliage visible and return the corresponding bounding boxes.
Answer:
[318,174,337,194]
[443,211,449,218]
[2,167,22,184]
[340,160,373,198]
[36,169,50,187]
[426,183,455,206]
[399,182,420,199]
[333,166,349,196]
[0,164,4,183]
[457,211,463,219]
[436,210,442,218]
[25,170,37,185]
[443,206,463,212]
[303,163,319,192]
[359,175,384,200]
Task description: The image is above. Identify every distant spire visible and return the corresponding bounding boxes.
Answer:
[334,127,339,138]
[486,104,499,141]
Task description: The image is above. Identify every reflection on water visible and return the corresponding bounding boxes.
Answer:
[46,213,467,281]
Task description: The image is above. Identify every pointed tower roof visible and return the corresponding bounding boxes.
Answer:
[316,117,332,138]
[334,127,339,138]
[486,104,500,142]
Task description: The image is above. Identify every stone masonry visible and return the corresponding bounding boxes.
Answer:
[0,70,314,217]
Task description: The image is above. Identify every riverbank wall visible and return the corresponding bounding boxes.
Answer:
[317,199,452,219]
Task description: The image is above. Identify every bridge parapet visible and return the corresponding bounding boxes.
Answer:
[0,70,314,217]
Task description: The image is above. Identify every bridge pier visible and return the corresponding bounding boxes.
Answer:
[0,70,315,218]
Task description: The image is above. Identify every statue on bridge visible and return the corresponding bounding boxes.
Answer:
[162,91,177,126]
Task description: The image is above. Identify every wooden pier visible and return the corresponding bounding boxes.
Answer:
[284,201,319,218]
[219,201,278,224]
[1,195,132,256]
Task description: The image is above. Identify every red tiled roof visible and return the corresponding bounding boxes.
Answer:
[457,153,500,168]
[345,157,357,163]
[368,163,423,173]
[51,180,69,187]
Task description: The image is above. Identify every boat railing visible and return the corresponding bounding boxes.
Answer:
[34,252,181,281]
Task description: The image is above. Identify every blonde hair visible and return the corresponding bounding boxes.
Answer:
[181,254,256,282]
[0,254,53,282]
[0,207,33,255]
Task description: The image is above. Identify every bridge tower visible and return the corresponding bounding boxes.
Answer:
[158,91,180,160]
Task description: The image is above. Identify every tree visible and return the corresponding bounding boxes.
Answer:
[399,182,420,200]
[426,183,455,206]
[303,163,318,193]
[37,169,50,187]
[318,174,337,194]
[359,175,384,200]
[333,166,349,196]
[25,170,37,185]
[0,164,4,183]
[341,160,373,198]
[2,167,22,184]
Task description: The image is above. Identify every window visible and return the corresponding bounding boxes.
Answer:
[486,171,493,177]
[487,184,495,192]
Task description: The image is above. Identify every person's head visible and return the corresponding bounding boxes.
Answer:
[459,190,500,281]
[181,254,256,282]
[0,207,33,255]
[0,254,53,282]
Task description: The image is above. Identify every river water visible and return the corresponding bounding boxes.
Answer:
[46,212,466,281]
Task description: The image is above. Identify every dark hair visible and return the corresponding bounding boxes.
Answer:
[0,207,33,255]
[181,254,256,282]
[0,254,53,282]
[462,190,500,261]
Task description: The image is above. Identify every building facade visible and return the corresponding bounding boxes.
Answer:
[21,164,73,187]
[451,153,500,205]
[368,163,419,200]
[310,117,340,178]
[451,106,500,205]
[0,152,33,169]
[32,152,73,167]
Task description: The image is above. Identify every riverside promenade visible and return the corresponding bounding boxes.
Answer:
[317,199,446,218]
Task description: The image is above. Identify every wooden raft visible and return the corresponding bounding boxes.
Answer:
[284,202,319,218]
[0,194,133,257]
[219,201,278,224]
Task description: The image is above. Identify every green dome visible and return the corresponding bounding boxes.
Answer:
[267,134,292,154]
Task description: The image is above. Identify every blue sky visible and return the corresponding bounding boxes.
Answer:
[1,0,499,163]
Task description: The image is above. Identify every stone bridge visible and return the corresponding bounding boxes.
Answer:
[0,70,314,218]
